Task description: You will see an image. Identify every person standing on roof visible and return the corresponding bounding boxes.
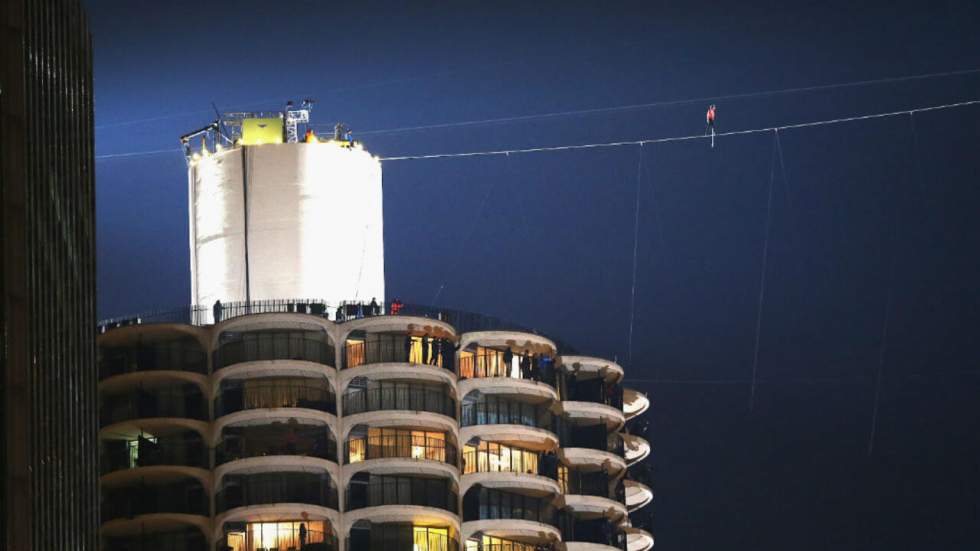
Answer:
[705,104,717,147]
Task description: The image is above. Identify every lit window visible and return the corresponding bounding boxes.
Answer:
[413,526,449,551]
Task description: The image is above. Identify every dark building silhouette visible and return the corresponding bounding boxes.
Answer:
[1,1,97,550]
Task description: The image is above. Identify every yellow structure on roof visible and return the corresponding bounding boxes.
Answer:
[241,117,283,145]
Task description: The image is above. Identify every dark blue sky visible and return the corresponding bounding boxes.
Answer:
[89,1,980,548]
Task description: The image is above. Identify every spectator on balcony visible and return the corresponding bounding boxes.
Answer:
[422,336,431,365]
[431,339,442,366]
[404,334,413,363]
[299,522,308,548]
[503,347,513,377]
[520,353,531,379]
[285,426,299,454]
[369,297,380,316]
[213,299,222,324]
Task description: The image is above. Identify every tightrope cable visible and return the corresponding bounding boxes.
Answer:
[378,100,980,161]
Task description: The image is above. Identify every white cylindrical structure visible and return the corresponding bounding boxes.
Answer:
[189,143,384,309]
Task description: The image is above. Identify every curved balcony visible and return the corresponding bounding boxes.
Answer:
[458,344,557,387]
[103,526,208,551]
[461,486,560,542]
[623,526,655,551]
[622,434,651,465]
[343,331,456,373]
[217,520,339,551]
[560,517,627,551]
[345,427,457,466]
[216,421,338,465]
[99,333,207,380]
[342,380,456,419]
[214,329,336,371]
[101,477,209,523]
[461,396,554,432]
[624,479,653,512]
[346,521,459,551]
[100,384,207,427]
[101,428,207,476]
[215,377,336,417]
[345,472,458,514]
[622,388,650,420]
[560,469,627,521]
[463,534,554,551]
[559,423,626,473]
[558,356,624,385]
[559,376,624,422]
[461,441,560,497]
[215,471,339,513]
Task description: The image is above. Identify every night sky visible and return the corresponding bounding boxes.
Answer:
[88,1,980,549]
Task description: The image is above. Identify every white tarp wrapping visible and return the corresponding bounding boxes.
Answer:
[189,143,385,311]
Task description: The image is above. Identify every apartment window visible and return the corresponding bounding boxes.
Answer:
[224,520,332,551]
[463,442,538,475]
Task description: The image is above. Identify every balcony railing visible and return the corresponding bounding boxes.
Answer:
[100,390,206,426]
[462,445,558,480]
[102,485,208,522]
[559,423,624,456]
[560,518,627,550]
[345,474,457,513]
[214,330,335,370]
[561,378,624,409]
[562,471,625,502]
[216,427,338,465]
[101,437,208,474]
[463,486,558,526]
[215,472,339,513]
[342,382,455,418]
[461,398,553,431]
[218,530,338,551]
[105,530,208,551]
[99,339,207,379]
[345,433,457,465]
[215,380,336,417]
[346,527,458,551]
[458,353,556,386]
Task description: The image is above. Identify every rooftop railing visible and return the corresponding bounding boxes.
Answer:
[97,299,579,352]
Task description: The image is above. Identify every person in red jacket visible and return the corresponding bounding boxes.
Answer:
[705,104,717,147]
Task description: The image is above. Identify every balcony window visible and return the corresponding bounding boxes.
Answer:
[346,473,456,512]
[461,396,552,430]
[216,423,337,464]
[344,333,454,370]
[214,329,335,370]
[414,527,450,551]
[348,523,457,551]
[462,486,556,525]
[100,384,206,425]
[342,380,455,418]
[223,521,337,551]
[99,336,207,379]
[347,427,452,464]
[465,535,550,551]
[459,347,555,385]
[215,472,339,512]
[462,442,538,475]
[215,377,336,416]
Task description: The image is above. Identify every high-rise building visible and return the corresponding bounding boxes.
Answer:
[96,112,653,551]
[1,1,98,550]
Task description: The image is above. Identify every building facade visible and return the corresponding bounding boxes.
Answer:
[1,1,98,550]
[97,307,653,551]
[99,113,652,551]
